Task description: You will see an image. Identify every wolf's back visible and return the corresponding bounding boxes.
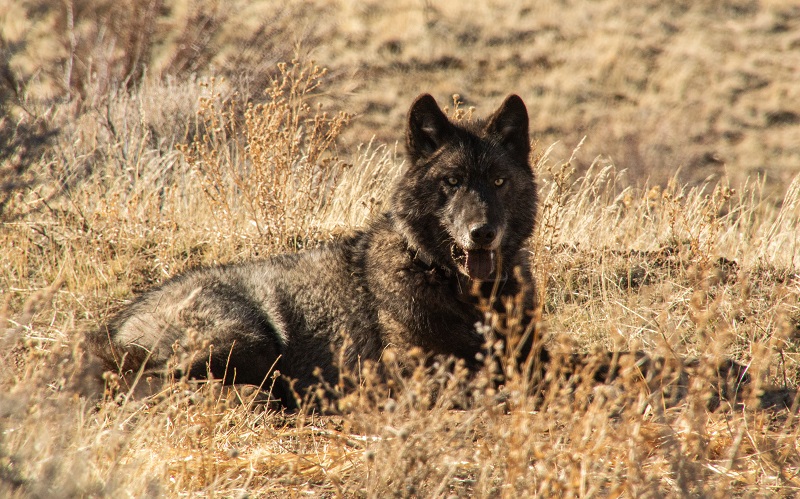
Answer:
[89,232,382,394]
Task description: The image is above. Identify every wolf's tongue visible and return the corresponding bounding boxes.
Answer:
[464,249,495,280]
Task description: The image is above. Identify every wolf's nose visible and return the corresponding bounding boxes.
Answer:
[469,225,497,246]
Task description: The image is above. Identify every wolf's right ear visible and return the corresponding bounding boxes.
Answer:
[407,94,454,163]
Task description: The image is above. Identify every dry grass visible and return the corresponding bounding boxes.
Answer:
[1,0,800,497]
[179,61,353,250]
[5,0,800,191]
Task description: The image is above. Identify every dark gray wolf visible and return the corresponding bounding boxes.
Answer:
[90,94,540,407]
[90,94,793,410]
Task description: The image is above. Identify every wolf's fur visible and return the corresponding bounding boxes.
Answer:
[90,94,794,410]
[90,94,539,406]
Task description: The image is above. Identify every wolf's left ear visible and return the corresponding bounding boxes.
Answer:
[485,94,530,161]
[407,94,454,163]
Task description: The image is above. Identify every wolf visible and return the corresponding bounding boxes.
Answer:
[90,93,540,407]
[90,94,792,410]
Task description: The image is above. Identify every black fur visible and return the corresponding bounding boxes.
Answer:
[90,94,792,410]
[90,94,539,407]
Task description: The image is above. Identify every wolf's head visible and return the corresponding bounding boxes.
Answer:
[391,94,537,281]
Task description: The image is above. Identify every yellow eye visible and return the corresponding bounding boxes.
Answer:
[494,178,505,187]
[447,177,460,186]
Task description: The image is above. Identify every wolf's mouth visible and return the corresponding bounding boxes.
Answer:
[452,246,496,280]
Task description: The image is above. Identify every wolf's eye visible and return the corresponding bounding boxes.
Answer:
[446,177,460,186]
[494,178,505,187]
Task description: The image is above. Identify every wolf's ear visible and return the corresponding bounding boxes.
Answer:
[407,94,454,163]
[485,94,530,161]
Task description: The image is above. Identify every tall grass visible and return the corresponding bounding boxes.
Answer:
[2,70,799,494]
[179,61,352,250]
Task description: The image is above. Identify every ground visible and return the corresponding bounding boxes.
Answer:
[1,0,799,496]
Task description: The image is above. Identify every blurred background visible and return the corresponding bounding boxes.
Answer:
[3,0,798,194]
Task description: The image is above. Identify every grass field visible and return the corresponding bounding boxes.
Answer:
[2,0,800,496]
